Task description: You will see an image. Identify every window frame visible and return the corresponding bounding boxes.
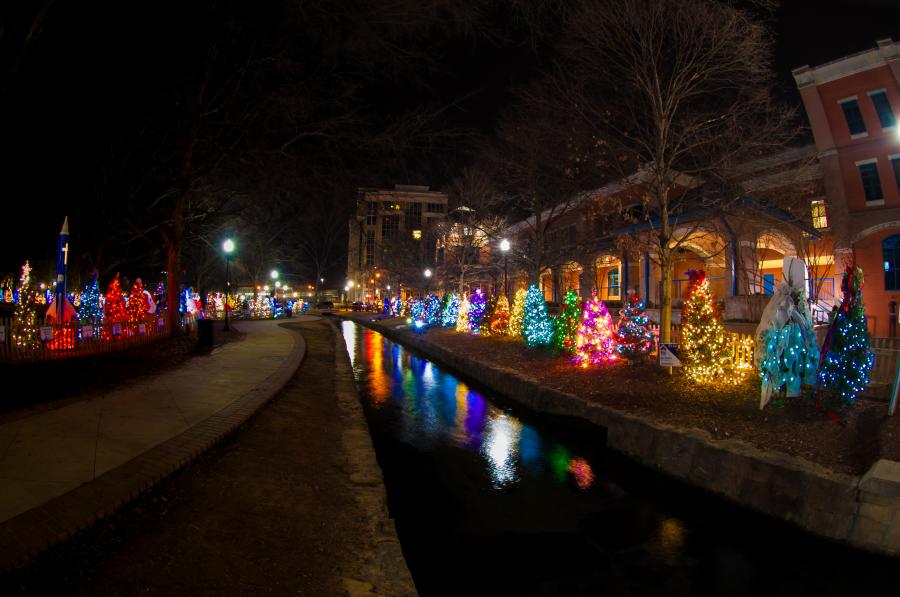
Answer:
[810,199,828,230]
[868,89,896,129]
[884,235,900,291]
[856,159,884,204]
[839,97,868,137]
[607,268,621,298]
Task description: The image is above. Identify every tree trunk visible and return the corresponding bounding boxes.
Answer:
[659,247,673,344]
[166,241,181,335]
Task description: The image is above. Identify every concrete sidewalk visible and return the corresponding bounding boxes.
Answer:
[0,318,309,570]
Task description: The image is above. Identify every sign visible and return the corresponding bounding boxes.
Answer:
[81,325,94,340]
[138,324,147,335]
[112,323,122,337]
[39,326,54,342]
[0,325,4,343]
[659,343,682,367]
[157,318,165,329]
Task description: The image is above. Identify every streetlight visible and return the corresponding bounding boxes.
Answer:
[222,239,235,331]
[500,238,511,297]
[270,270,279,280]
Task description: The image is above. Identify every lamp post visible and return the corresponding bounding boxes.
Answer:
[222,239,235,331]
[500,238,511,297]
[423,268,432,296]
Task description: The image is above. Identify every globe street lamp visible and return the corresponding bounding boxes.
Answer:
[499,238,511,297]
[222,239,235,331]
[423,268,432,295]
[270,270,279,280]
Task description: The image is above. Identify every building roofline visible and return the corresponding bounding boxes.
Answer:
[793,38,899,88]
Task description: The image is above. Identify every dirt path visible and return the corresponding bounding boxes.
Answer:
[1,320,409,596]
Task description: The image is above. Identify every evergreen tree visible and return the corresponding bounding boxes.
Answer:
[490,295,510,336]
[11,261,39,350]
[681,270,730,384]
[508,288,527,338]
[573,295,617,365]
[480,294,498,336]
[441,293,460,327]
[553,290,582,354]
[817,265,874,403]
[468,288,487,332]
[78,272,103,323]
[424,294,441,326]
[456,293,471,332]
[616,294,654,361]
[104,275,128,324]
[522,284,554,347]
[154,279,167,313]
[126,279,149,323]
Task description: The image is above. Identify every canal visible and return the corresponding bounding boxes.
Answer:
[340,321,893,596]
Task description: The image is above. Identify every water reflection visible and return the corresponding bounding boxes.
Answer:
[343,320,595,491]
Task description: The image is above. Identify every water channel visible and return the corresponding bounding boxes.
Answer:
[340,321,893,596]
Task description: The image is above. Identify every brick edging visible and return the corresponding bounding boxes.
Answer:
[346,316,900,557]
[0,324,307,573]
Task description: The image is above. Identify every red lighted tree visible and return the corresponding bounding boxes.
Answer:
[104,275,127,324]
[126,278,149,323]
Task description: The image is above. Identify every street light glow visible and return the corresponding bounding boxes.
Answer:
[270,270,279,280]
[500,238,511,252]
[223,238,235,254]
[347,280,354,288]
[424,268,432,278]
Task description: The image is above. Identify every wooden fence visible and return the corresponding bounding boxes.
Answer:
[0,315,196,364]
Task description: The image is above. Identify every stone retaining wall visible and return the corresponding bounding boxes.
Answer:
[347,316,900,557]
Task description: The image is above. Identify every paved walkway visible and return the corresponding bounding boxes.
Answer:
[0,318,309,528]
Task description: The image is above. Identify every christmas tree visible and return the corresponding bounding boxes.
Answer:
[410,297,423,322]
[103,274,128,338]
[490,295,510,336]
[522,284,554,347]
[441,293,460,327]
[126,279,149,323]
[424,294,441,326]
[479,294,498,336]
[573,295,617,366]
[456,293,471,332]
[616,294,654,361]
[817,264,874,403]
[154,279,167,313]
[11,261,39,349]
[78,272,103,323]
[553,290,582,354]
[681,270,730,384]
[508,288,527,337]
[468,288,487,333]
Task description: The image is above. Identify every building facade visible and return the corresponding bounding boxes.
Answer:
[347,185,448,302]
[793,38,900,338]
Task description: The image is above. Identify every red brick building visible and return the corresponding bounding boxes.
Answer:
[794,38,900,338]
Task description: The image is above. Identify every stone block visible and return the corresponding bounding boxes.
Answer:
[859,459,900,498]
[849,515,888,547]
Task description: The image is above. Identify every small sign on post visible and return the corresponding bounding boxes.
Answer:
[81,325,94,340]
[112,323,122,337]
[659,343,682,367]
[39,326,54,342]
[138,324,147,335]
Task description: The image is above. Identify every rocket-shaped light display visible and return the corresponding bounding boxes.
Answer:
[46,216,77,323]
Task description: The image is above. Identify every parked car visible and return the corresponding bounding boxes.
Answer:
[351,301,365,312]
[316,301,334,310]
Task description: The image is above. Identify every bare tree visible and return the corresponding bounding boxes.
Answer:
[559,0,798,342]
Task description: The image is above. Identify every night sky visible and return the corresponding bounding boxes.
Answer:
[1,0,898,282]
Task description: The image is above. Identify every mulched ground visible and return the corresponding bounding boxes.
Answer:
[397,324,898,476]
[0,322,245,423]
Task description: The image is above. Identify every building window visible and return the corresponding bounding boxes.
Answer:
[404,202,422,230]
[607,269,620,297]
[857,161,884,202]
[411,229,422,240]
[811,200,828,229]
[870,90,896,128]
[382,214,399,238]
[884,235,900,290]
[840,98,867,136]
[366,202,377,225]
[891,156,900,191]
[365,231,375,266]
[426,203,444,213]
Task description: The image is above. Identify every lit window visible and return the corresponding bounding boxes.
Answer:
[870,90,896,128]
[857,161,883,202]
[411,229,422,240]
[607,269,620,297]
[811,200,828,229]
[840,98,867,136]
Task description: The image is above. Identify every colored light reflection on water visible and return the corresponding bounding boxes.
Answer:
[343,320,595,491]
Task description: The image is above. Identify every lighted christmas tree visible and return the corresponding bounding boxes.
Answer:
[755,257,820,407]
[522,284,554,347]
[468,288,487,333]
[479,294,498,336]
[456,293,471,332]
[681,269,731,384]
[616,294,654,361]
[11,261,39,349]
[424,294,441,326]
[573,295,617,366]
[410,297,423,322]
[126,279,149,323]
[817,264,874,403]
[104,275,128,324]
[441,293,460,327]
[508,288,527,337]
[490,295,510,336]
[553,290,582,354]
[77,272,103,323]
[154,279,167,313]
[383,297,391,314]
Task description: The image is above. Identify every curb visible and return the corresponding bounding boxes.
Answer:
[345,315,900,558]
[327,319,417,597]
[0,323,307,573]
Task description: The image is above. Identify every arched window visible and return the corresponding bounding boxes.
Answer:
[607,269,620,298]
[885,235,900,290]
